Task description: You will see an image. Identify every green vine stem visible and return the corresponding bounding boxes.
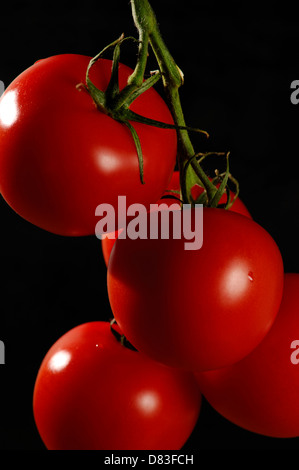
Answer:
[130,0,220,205]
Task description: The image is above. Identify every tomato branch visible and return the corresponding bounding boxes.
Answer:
[130,0,220,205]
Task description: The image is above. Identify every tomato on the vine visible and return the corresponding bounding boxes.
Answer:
[33,321,201,450]
[107,208,284,372]
[101,170,252,266]
[195,273,299,438]
[0,54,177,236]
[168,170,252,219]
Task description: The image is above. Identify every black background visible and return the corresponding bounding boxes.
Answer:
[1,0,299,451]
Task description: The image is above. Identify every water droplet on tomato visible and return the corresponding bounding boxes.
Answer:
[248,271,254,282]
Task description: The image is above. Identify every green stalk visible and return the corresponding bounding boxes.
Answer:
[130,0,218,204]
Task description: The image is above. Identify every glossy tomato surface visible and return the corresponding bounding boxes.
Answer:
[107,208,284,372]
[101,170,181,267]
[0,55,177,236]
[195,273,299,438]
[33,321,201,450]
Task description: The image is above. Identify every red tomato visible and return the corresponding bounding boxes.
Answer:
[33,321,201,450]
[0,55,176,236]
[101,171,181,266]
[195,273,299,438]
[102,229,123,267]
[101,170,251,266]
[107,208,284,372]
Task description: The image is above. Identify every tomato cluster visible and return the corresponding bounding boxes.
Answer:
[0,19,297,451]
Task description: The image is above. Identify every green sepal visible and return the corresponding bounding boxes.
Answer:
[123,121,144,184]
[124,109,209,137]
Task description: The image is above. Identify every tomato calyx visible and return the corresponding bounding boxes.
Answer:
[81,34,209,185]
[109,318,138,352]
[181,151,240,209]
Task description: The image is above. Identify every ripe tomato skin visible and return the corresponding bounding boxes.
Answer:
[107,208,284,372]
[195,273,299,438]
[33,321,201,450]
[0,54,176,236]
[101,171,181,266]
[101,170,252,266]
[102,229,123,267]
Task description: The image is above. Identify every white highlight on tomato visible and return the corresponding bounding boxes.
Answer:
[48,350,71,373]
[137,391,160,415]
[222,261,252,301]
[0,90,19,127]
[96,151,123,174]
